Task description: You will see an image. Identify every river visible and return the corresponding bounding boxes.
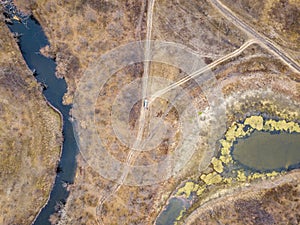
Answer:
[4,13,78,225]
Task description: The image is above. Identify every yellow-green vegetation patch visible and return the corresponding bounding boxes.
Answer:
[175,208,186,223]
[236,170,247,182]
[225,122,253,142]
[200,172,223,185]
[220,139,232,155]
[176,180,206,198]
[219,139,233,165]
[244,115,264,131]
[219,115,300,168]
[176,182,198,198]
[264,120,300,133]
[223,177,233,184]
[211,157,224,173]
[247,172,266,181]
[196,186,205,196]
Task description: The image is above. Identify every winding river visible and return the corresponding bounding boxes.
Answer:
[5,14,78,225]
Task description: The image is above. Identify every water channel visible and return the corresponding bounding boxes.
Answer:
[5,14,78,225]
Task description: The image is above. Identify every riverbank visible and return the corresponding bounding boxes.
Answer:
[31,102,63,225]
[184,168,300,225]
[0,12,62,224]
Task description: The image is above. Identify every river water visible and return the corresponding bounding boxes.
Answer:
[5,15,78,225]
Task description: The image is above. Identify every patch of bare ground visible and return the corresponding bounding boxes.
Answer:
[0,15,62,225]
[184,169,300,225]
[94,62,206,165]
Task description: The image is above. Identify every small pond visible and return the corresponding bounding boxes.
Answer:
[232,131,300,171]
[156,197,189,225]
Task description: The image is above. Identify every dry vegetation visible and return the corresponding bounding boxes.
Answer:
[221,0,300,62]
[0,14,62,224]
[15,0,147,105]
[11,0,300,224]
[14,0,249,105]
[186,170,300,225]
[152,0,248,57]
[213,43,300,124]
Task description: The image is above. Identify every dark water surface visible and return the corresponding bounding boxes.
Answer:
[6,16,78,225]
[232,131,300,172]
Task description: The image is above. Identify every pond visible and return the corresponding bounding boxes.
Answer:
[156,197,189,225]
[232,131,300,172]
